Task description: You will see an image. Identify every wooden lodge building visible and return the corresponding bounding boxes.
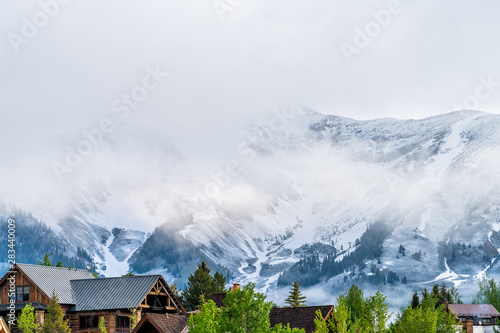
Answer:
[0,264,185,333]
[446,303,500,333]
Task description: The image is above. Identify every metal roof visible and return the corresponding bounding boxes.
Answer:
[69,275,160,312]
[448,304,500,318]
[17,263,95,304]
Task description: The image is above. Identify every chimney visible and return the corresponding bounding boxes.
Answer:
[232,283,241,292]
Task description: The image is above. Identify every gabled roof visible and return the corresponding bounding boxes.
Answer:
[269,305,335,333]
[448,304,500,318]
[13,263,95,304]
[68,275,160,312]
[132,313,188,333]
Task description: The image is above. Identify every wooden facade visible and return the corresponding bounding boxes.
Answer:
[0,269,50,305]
[0,264,184,333]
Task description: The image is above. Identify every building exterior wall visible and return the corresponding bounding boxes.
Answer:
[68,310,137,333]
[0,269,50,305]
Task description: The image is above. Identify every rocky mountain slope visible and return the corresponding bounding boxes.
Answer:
[2,110,500,300]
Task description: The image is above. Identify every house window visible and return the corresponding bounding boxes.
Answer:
[79,316,99,329]
[16,286,29,302]
[116,316,130,333]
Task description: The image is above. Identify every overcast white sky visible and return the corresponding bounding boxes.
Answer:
[2,0,500,169]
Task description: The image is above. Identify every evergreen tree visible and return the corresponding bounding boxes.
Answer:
[41,291,70,333]
[439,283,451,306]
[431,284,440,300]
[17,303,38,333]
[411,291,419,309]
[284,282,307,307]
[182,261,224,310]
[56,261,63,267]
[39,253,53,266]
[213,271,227,293]
[421,287,429,301]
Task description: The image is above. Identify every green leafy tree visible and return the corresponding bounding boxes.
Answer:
[449,286,462,304]
[128,308,140,331]
[390,297,455,333]
[188,300,221,333]
[313,309,332,333]
[473,276,500,311]
[98,316,107,333]
[340,284,365,324]
[366,291,389,332]
[56,261,63,267]
[17,303,39,333]
[284,282,307,307]
[188,283,304,333]
[272,323,304,333]
[41,290,71,333]
[39,253,53,266]
[125,271,134,276]
[334,297,352,333]
[219,283,272,333]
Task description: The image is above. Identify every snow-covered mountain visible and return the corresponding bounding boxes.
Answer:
[2,110,500,301]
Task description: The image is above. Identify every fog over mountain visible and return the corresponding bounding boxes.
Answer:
[2,109,500,307]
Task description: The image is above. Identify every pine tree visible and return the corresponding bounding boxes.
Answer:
[213,271,226,292]
[284,281,307,307]
[41,291,70,333]
[421,287,429,301]
[182,261,216,311]
[39,254,53,266]
[411,291,419,309]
